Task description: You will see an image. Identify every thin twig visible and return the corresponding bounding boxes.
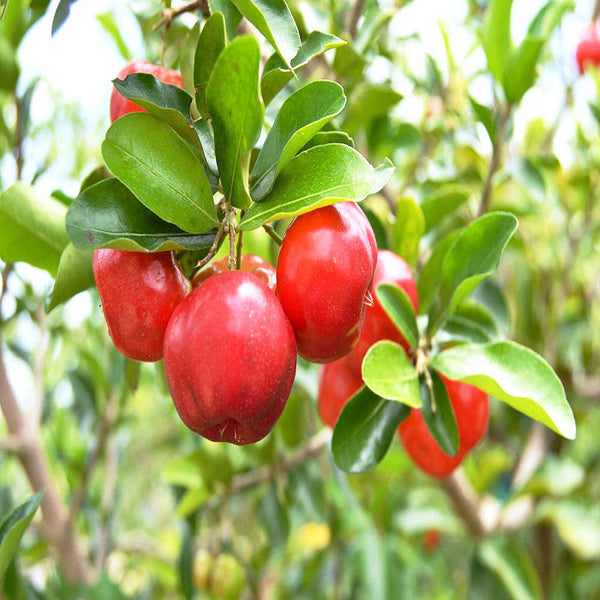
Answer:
[228,222,236,270]
[262,224,284,246]
[31,304,48,426]
[593,0,600,22]
[195,219,228,270]
[153,0,210,31]
[236,219,244,270]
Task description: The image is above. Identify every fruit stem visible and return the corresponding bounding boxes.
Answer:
[194,215,229,272]
[262,224,283,246]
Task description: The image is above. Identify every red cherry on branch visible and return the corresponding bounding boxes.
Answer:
[163,271,297,445]
[576,25,600,74]
[93,250,190,362]
[276,202,378,363]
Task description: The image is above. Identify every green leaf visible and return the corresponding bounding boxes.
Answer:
[479,537,542,600]
[482,0,513,82]
[391,196,424,267]
[0,183,69,276]
[261,31,345,105]
[194,12,227,119]
[46,244,94,312]
[240,144,375,230]
[469,96,496,144]
[420,371,459,456]
[301,130,354,151]
[332,386,410,473]
[375,283,419,350]
[251,80,346,200]
[502,1,573,104]
[209,0,242,40]
[473,279,511,332]
[370,158,395,195]
[0,491,44,581]
[420,186,470,232]
[66,178,216,252]
[180,22,200,98]
[206,36,263,209]
[0,37,19,92]
[231,0,300,68]
[427,212,517,335]
[97,12,133,61]
[343,83,403,134]
[417,230,460,314]
[432,341,576,439]
[362,341,421,407]
[102,112,218,233]
[361,206,388,250]
[52,0,78,35]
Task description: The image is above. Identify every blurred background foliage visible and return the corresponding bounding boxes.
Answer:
[1,0,600,598]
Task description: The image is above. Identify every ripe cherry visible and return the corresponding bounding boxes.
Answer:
[192,254,276,292]
[345,249,418,376]
[576,25,600,74]
[398,376,489,478]
[276,202,377,363]
[317,358,363,428]
[163,271,297,445]
[93,250,190,362]
[110,60,184,122]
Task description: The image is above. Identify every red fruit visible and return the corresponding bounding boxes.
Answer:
[276,202,378,363]
[110,60,184,122]
[423,529,440,552]
[317,358,363,428]
[163,271,297,445]
[192,254,276,292]
[398,377,489,478]
[576,25,600,74]
[345,250,418,376]
[93,250,190,362]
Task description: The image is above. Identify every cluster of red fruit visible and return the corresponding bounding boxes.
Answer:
[96,61,488,477]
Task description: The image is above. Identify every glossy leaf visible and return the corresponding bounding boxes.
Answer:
[427,212,517,335]
[251,80,346,200]
[375,283,419,350]
[52,0,77,35]
[180,22,200,97]
[66,178,216,252]
[420,371,459,456]
[0,491,44,581]
[362,341,421,407]
[332,386,410,473]
[301,131,354,151]
[432,341,576,439]
[469,96,496,144]
[240,144,375,230]
[479,537,542,600]
[206,36,263,209]
[392,196,424,267]
[261,31,345,105]
[209,0,242,40]
[370,158,395,195]
[46,244,94,312]
[420,187,470,231]
[231,0,300,67]
[0,183,69,276]
[482,0,513,82]
[194,12,227,119]
[102,112,218,233]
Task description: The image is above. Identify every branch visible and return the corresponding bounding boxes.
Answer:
[594,0,600,22]
[0,435,24,453]
[0,342,92,583]
[347,0,367,39]
[153,0,210,31]
[203,428,331,511]
[31,304,48,425]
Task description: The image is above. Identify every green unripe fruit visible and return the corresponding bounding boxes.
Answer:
[211,554,245,600]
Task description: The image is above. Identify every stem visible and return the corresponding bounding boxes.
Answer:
[228,222,237,270]
[14,92,24,181]
[262,224,283,246]
[194,219,228,271]
[235,218,244,270]
[594,0,600,22]
[153,0,210,31]
[478,105,511,216]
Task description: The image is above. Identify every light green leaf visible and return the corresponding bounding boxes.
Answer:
[370,158,395,195]
[194,12,227,119]
[392,195,424,267]
[421,371,459,456]
[301,130,354,151]
[261,31,345,105]
[0,183,69,276]
[482,0,513,82]
[206,36,263,209]
[102,112,218,233]
[469,96,496,144]
[420,186,470,232]
[240,144,375,230]
[0,491,44,581]
[46,244,94,312]
[97,12,133,61]
[375,283,419,350]
[231,0,300,67]
[362,341,421,407]
[251,79,346,200]
[432,341,576,439]
[343,82,403,133]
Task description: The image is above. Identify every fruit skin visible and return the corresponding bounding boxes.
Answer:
[276,202,378,363]
[211,554,245,600]
[398,377,489,478]
[345,249,418,376]
[576,26,600,74]
[163,270,297,445]
[318,358,363,428]
[192,253,276,292]
[110,59,183,122]
[93,250,190,362]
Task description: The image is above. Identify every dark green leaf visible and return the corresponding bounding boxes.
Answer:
[252,80,346,200]
[51,0,78,35]
[46,244,94,312]
[241,144,375,230]
[332,386,410,473]
[66,178,217,252]
[432,341,576,439]
[420,371,459,456]
[376,283,419,350]
[102,113,218,233]
[206,35,263,209]
[361,206,388,249]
